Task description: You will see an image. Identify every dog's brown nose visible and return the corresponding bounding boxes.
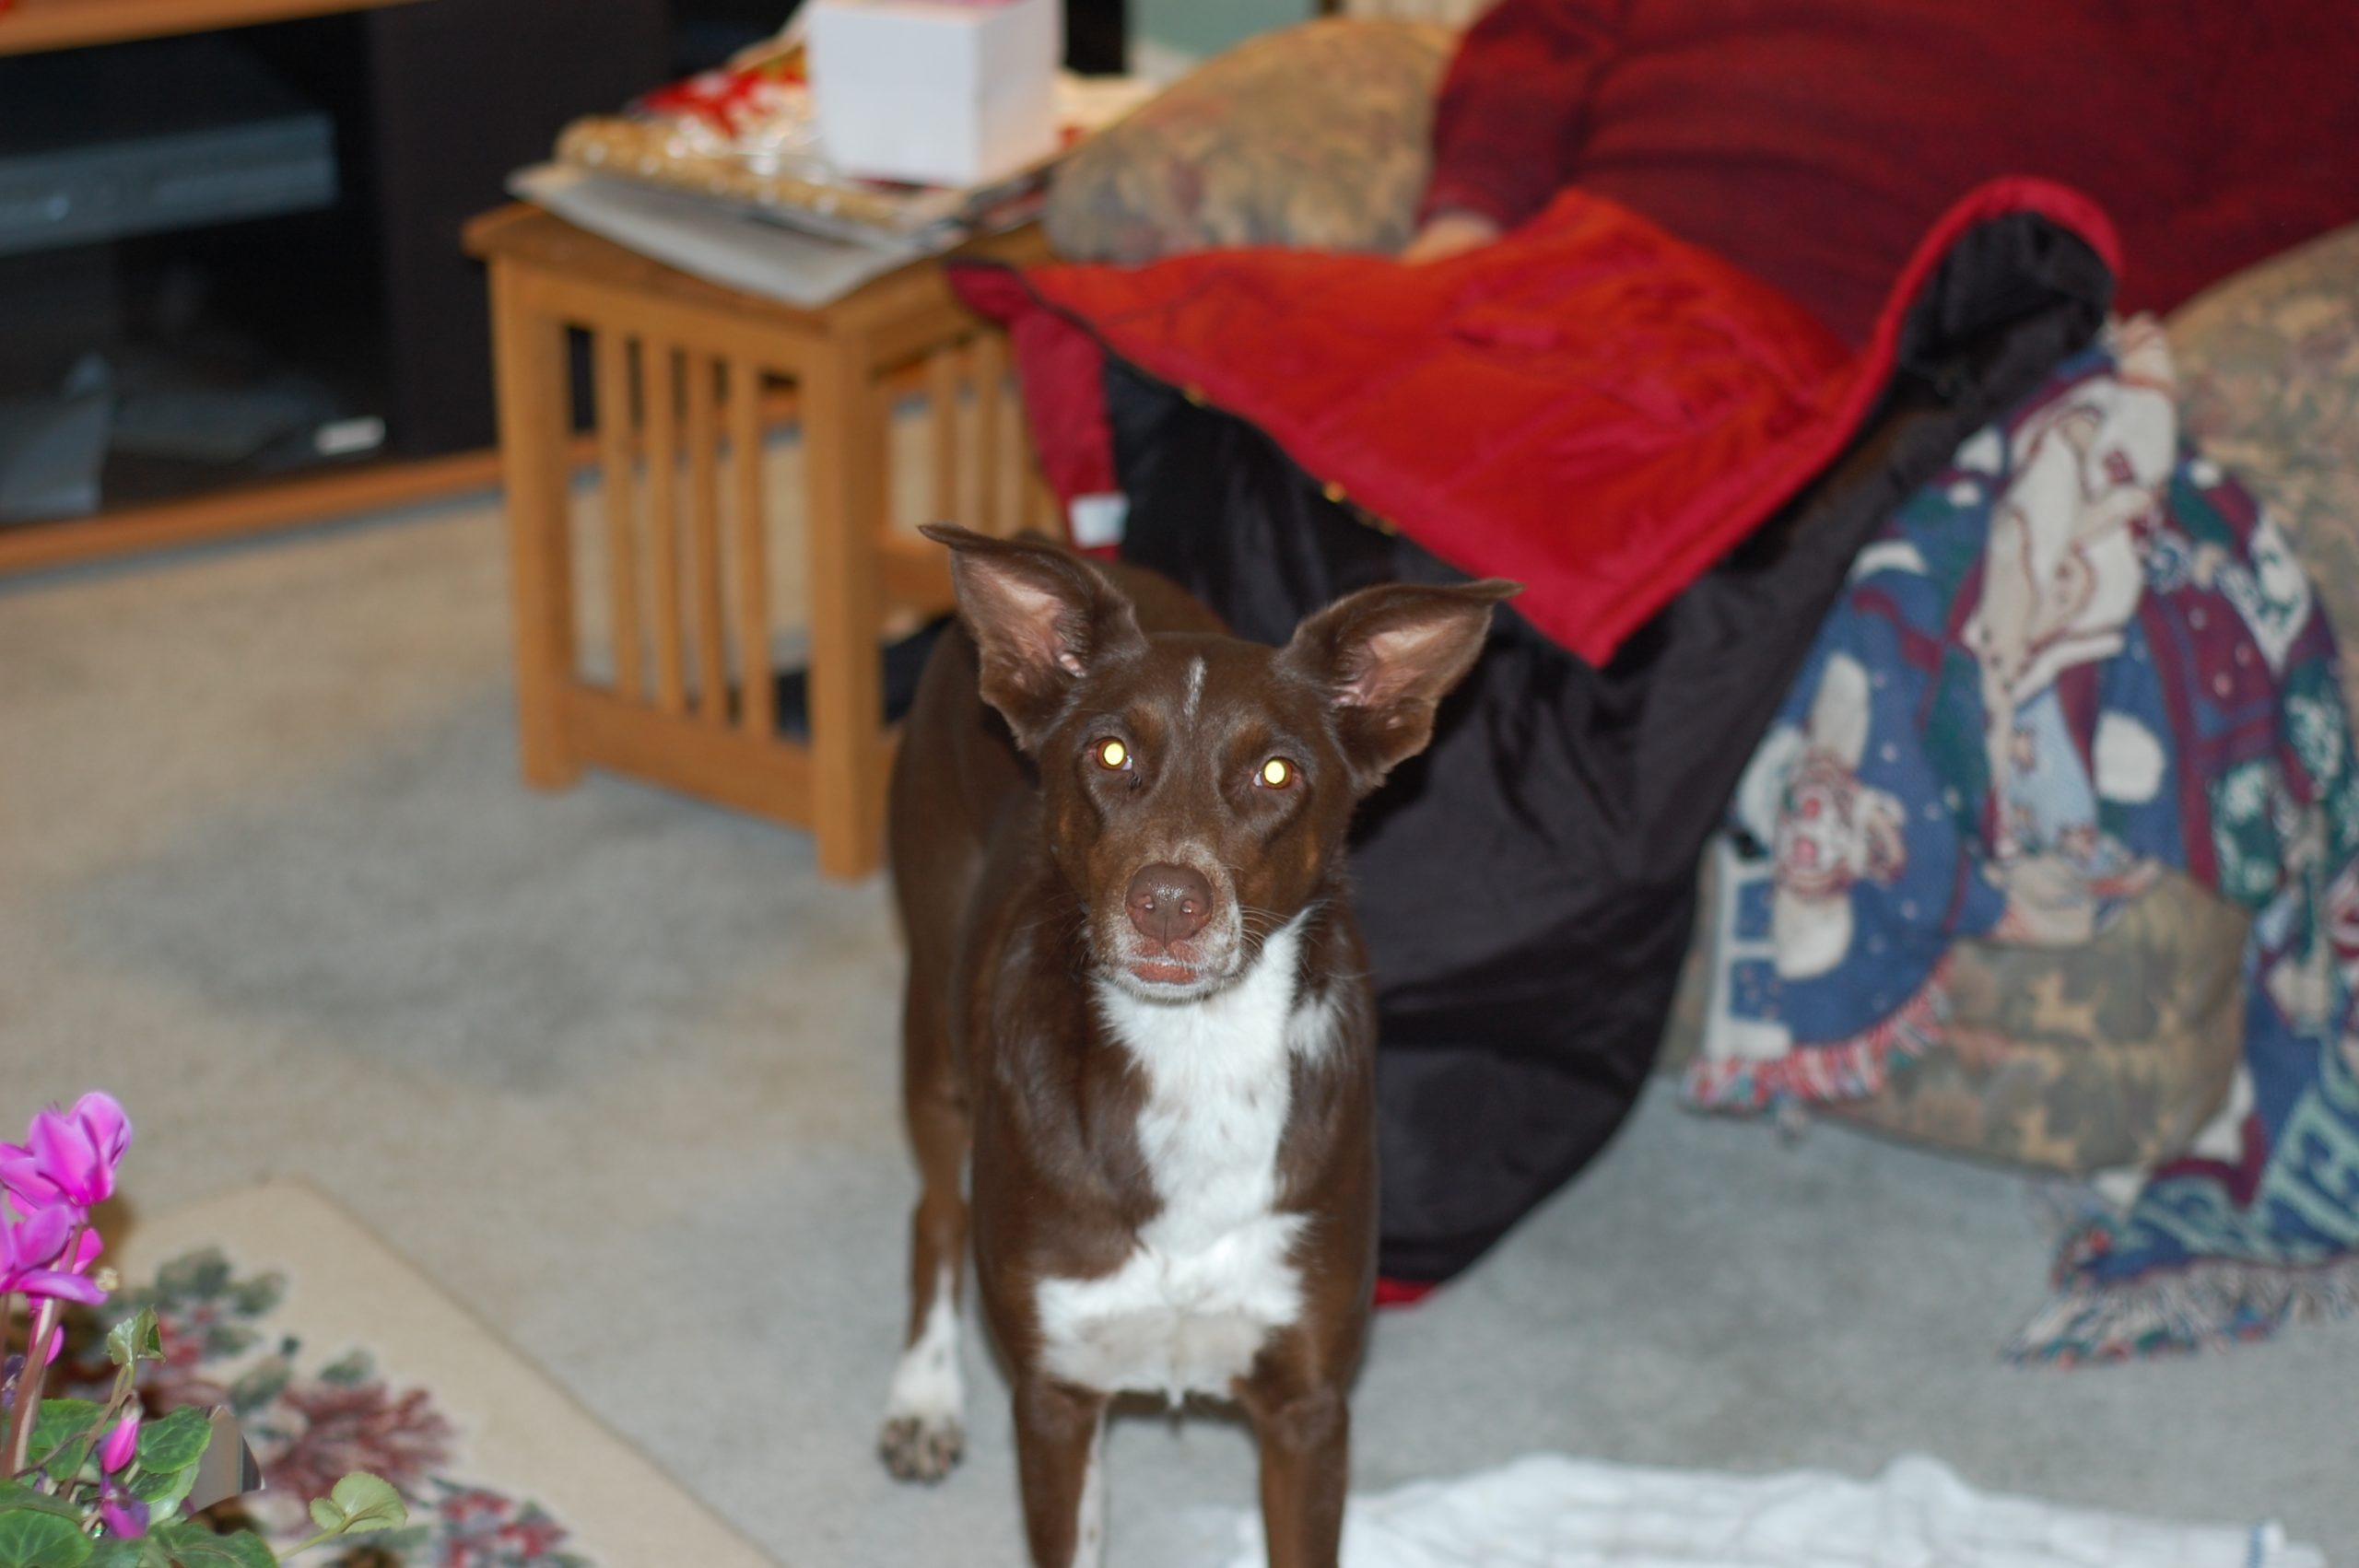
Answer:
[1125,863,1215,946]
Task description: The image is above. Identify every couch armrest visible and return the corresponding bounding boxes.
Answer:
[1046,18,1458,263]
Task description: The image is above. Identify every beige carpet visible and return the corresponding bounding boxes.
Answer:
[5,491,2355,1568]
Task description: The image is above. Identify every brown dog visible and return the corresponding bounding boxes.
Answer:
[881,524,1509,1568]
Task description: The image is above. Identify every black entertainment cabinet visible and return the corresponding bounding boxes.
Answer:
[0,0,1125,572]
[0,0,666,568]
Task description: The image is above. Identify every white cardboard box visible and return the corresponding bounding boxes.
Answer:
[809,0,1064,189]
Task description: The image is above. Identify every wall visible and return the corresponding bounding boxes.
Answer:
[1131,0,1314,70]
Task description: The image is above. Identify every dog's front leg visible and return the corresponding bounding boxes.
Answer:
[1239,1375,1350,1568]
[880,948,974,1483]
[1012,1374,1111,1568]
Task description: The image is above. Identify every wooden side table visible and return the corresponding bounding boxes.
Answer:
[464,205,1053,880]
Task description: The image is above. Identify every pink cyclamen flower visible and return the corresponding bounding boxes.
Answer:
[0,1092,133,1209]
[101,1409,142,1474]
[0,1203,107,1305]
[65,1224,103,1289]
[99,1491,149,1539]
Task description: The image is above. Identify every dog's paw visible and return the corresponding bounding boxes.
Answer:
[882,1280,966,1482]
[878,1411,966,1483]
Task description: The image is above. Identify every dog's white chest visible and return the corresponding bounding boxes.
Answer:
[1035,924,1333,1401]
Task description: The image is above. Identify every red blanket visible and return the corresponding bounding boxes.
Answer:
[956,179,2118,665]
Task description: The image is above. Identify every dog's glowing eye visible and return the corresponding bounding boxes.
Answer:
[1258,757,1294,789]
[1095,738,1130,771]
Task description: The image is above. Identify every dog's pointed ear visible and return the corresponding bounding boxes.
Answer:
[1279,579,1518,786]
[922,524,1147,749]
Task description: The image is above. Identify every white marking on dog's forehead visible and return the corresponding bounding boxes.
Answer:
[1183,655,1206,720]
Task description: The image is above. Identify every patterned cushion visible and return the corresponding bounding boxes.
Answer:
[1825,876,2248,1174]
[1044,18,1457,263]
[1662,867,2246,1178]
[2168,224,2359,716]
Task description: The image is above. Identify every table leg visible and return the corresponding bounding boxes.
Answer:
[800,335,888,880]
[489,263,581,790]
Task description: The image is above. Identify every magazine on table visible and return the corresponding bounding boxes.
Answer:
[542,20,1154,257]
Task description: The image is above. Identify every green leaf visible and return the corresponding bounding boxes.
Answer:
[185,1537,270,1568]
[0,1507,92,1568]
[80,1541,144,1568]
[347,1526,430,1558]
[0,1484,81,1522]
[303,1498,338,1534]
[28,1401,102,1480]
[152,1525,272,1568]
[29,1403,100,1449]
[123,1461,195,1516]
[105,1312,162,1371]
[323,1474,404,1535]
[133,1410,209,1477]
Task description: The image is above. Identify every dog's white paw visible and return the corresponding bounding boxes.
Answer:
[880,1274,966,1483]
[878,1408,966,1483]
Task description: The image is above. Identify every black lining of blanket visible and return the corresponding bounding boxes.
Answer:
[1105,210,2114,1281]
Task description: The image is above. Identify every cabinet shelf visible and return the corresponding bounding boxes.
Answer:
[0,0,419,57]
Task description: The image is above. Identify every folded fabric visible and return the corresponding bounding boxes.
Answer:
[1691,321,2359,1361]
[1224,1453,2321,1568]
[956,179,2117,667]
[961,181,2116,1284]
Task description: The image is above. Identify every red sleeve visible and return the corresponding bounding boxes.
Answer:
[1419,0,1624,232]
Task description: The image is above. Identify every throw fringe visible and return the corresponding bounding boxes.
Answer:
[2008,1251,2359,1366]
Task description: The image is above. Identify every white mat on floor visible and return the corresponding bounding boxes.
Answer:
[1226,1453,2320,1568]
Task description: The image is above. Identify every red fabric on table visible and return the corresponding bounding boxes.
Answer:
[1422,0,2359,345]
[955,179,2116,665]
[956,266,1121,550]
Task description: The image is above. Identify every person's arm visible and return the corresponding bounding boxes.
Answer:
[1401,209,1503,264]
[1408,0,1624,260]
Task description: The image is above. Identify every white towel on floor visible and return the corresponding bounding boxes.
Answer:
[1225,1454,2322,1568]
